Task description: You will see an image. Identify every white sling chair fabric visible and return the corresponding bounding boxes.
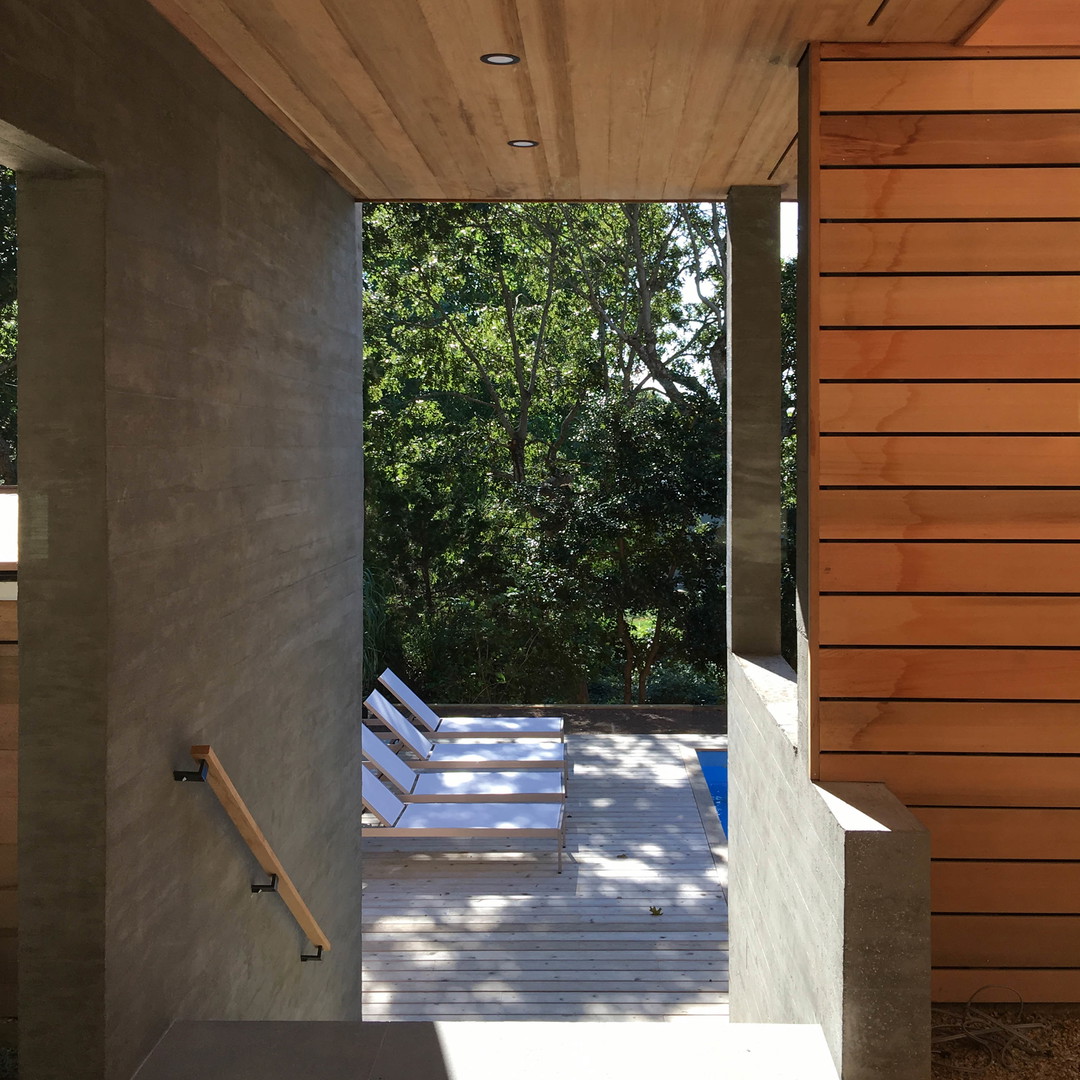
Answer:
[361,765,565,872]
[361,723,564,802]
[365,688,566,773]
[378,668,563,739]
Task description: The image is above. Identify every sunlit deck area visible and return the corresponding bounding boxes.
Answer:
[362,733,728,1021]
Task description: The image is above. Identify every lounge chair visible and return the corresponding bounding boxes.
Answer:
[361,723,563,803]
[364,688,567,774]
[362,765,565,872]
[378,668,563,740]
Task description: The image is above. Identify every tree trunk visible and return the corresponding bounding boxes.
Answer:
[708,337,726,405]
[420,560,434,615]
[509,433,527,484]
[616,609,636,705]
[574,674,590,704]
[637,614,665,703]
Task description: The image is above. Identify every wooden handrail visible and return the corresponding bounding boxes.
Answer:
[185,744,331,957]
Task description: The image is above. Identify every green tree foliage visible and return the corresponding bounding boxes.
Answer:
[780,256,798,668]
[524,394,726,703]
[0,168,15,485]
[364,201,729,704]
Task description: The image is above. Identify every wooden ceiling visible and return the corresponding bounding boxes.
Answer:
[962,0,1080,45]
[146,0,996,201]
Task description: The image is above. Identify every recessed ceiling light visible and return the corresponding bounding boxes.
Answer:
[481,53,520,65]
[507,139,538,148]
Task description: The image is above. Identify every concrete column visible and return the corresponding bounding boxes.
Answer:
[17,170,109,1080]
[725,186,782,657]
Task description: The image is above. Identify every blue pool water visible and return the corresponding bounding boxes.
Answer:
[697,749,728,836]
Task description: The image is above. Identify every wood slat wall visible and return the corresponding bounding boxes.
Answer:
[805,42,1080,1002]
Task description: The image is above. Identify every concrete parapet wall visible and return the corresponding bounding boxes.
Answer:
[728,654,930,1080]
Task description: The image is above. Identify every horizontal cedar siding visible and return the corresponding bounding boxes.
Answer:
[819,113,1080,167]
[807,44,1080,1002]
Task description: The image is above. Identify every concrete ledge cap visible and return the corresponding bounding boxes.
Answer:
[816,781,929,834]
[732,653,798,745]
[0,118,95,172]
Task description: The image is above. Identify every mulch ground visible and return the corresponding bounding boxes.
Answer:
[932,1003,1080,1077]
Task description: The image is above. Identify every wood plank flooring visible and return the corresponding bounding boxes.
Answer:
[362,733,728,1021]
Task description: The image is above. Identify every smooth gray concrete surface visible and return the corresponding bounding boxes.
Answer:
[725,186,782,657]
[17,173,109,1080]
[1,1,365,1077]
[727,655,930,1080]
[133,1022,388,1080]
[134,1019,839,1080]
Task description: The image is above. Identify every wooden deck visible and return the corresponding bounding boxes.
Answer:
[361,733,728,1021]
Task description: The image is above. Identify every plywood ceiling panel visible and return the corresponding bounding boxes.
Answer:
[144,0,995,200]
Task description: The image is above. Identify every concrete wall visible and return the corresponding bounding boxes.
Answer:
[728,655,930,1079]
[725,186,781,657]
[1,2,364,1077]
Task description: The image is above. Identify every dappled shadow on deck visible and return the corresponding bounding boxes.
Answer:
[362,734,728,1021]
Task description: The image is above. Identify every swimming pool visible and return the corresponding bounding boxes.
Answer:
[696,749,728,835]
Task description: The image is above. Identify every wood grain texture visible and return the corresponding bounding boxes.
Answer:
[819,113,1080,168]
[822,42,1080,58]
[820,168,1080,221]
[138,3,1013,202]
[820,595,1080,647]
[865,3,1013,45]
[963,0,1080,46]
[820,383,1080,434]
[362,734,727,1019]
[819,436,1080,487]
[817,489,1080,540]
[0,604,15,643]
[190,745,331,951]
[819,275,1080,328]
[0,647,15,706]
[820,221,1080,274]
[932,862,1080,913]
[145,0,404,200]
[819,542,1080,593]
[141,0,829,200]
[820,701,1080,754]
[911,807,1080,859]
[933,968,1080,1002]
[819,58,1080,112]
[955,0,1012,44]
[804,43,825,768]
[818,648,1080,699]
[818,328,1080,380]
[819,752,1080,805]
[933,915,1080,967]
[805,42,1080,991]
